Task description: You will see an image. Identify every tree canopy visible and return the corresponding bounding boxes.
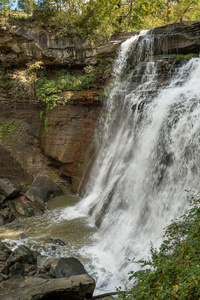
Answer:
[1,0,200,43]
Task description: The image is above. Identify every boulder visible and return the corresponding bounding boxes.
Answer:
[13,245,36,264]
[0,194,6,205]
[9,262,24,277]
[14,197,45,216]
[0,250,10,262]
[0,242,95,299]
[49,257,87,278]
[0,214,5,226]
[47,237,67,246]
[0,178,20,199]
[25,174,63,203]
[0,275,95,300]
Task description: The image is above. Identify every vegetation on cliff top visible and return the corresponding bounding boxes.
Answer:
[118,192,200,300]
[0,59,111,109]
[1,1,200,44]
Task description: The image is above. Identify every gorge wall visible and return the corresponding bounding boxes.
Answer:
[1,19,200,193]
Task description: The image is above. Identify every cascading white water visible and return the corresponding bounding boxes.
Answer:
[59,32,200,291]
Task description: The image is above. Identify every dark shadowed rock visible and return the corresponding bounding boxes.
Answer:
[0,214,5,226]
[9,262,24,277]
[48,237,67,246]
[25,174,63,203]
[0,178,20,199]
[0,194,6,205]
[49,257,87,278]
[0,250,10,261]
[13,245,35,264]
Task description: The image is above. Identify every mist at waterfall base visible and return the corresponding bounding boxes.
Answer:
[3,33,200,293]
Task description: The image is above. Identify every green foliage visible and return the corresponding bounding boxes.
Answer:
[118,193,200,300]
[0,70,13,89]
[17,0,36,14]
[3,1,200,43]
[0,120,21,142]
[27,61,45,75]
[35,71,94,109]
[40,111,44,120]
[0,0,16,14]
[98,90,105,101]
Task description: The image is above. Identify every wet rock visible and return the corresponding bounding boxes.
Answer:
[0,242,95,299]
[0,273,8,281]
[12,274,24,279]
[10,262,24,277]
[19,233,27,239]
[6,195,45,221]
[24,264,35,274]
[0,242,12,255]
[1,264,10,275]
[0,250,10,261]
[43,258,55,271]
[0,194,6,206]
[49,257,87,278]
[15,197,45,216]
[36,255,48,269]
[8,256,21,264]
[48,237,67,246]
[0,275,95,300]
[13,245,35,264]
[0,214,5,226]
[0,178,20,199]
[25,174,63,203]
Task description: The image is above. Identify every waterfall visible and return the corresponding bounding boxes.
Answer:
[60,32,200,290]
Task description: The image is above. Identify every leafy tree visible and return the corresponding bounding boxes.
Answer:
[0,0,16,13]
[17,0,36,14]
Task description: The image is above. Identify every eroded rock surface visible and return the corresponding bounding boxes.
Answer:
[0,275,95,300]
[0,95,100,193]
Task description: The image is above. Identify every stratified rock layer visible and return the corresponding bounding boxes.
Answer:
[0,275,95,300]
[0,96,101,193]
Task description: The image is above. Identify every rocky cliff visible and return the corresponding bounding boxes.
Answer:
[1,20,200,193]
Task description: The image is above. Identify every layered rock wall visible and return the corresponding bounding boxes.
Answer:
[1,20,200,193]
[0,96,100,193]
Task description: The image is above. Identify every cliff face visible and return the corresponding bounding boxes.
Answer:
[1,19,200,67]
[0,94,101,193]
[39,94,101,193]
[1,20,200,193]
[0,19,94,67]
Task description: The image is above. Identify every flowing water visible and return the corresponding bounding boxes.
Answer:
[2,32,200,293]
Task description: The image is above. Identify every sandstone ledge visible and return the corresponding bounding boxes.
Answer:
[0,275,95,300]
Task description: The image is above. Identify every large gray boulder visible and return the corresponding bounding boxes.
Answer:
[48,257,87,278]
[25,174,63,203]
[0,275,95,300]
[0,178,20,199]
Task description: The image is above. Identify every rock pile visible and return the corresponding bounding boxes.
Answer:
[0,174,63,226]
[0,242,95,299]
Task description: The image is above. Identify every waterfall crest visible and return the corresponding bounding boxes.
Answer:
[61,32,200,290]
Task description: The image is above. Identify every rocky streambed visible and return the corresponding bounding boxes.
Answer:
[0,175,96,299]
